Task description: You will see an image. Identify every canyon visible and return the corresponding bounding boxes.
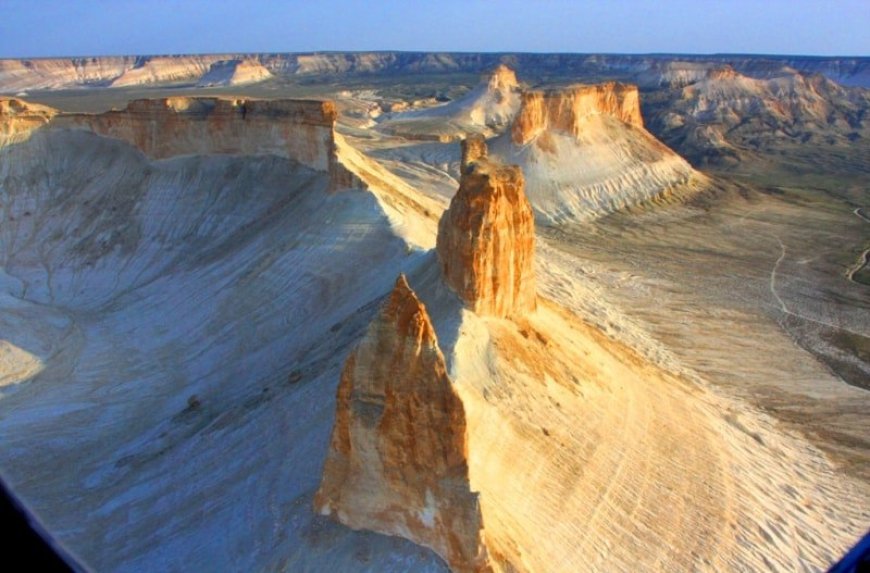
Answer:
[0,54,868,573]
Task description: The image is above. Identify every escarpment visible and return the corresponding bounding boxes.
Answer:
[62,97,338,169]
[437,136,536,318]
[0,96,361,192]
[315,275,491,573]
[511,82,643,145]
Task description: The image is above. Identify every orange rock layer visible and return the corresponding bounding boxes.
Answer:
[46,97,358,191]
[0,98,57,146]
[315,275,491,573]
[437,138,536,318]
[511,81,643,145]
[460,133,488,171]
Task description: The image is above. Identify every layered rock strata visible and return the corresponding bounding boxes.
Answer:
[511,82,643,145]
[437,137,536,318]
[63,97,335,167]
[49,97,359,191]
[315,275,491,573]
[490,81,700,222]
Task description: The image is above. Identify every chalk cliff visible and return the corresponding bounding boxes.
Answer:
[489,82,701,222]
[315,274,491,573]
[61,97,334,169]
[437,136,536,318]
[511,82,642,145]
[44,97,371,192]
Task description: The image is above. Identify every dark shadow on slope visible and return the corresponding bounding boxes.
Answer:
[406,250,466,372]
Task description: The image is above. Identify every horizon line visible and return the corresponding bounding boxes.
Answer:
[2,49,868,61]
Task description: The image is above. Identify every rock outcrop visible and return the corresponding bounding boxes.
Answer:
[0,98,56,147]
[315,275,491,573]
[437,137,536,318]
[50,97,362,191]
[63,97,336,167]
[511,82,643,145]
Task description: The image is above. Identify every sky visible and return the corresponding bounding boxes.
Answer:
[1,0,868,58]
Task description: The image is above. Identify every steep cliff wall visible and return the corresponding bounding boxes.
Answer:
[316,275,491,573]
[511,82,642,145]
[52,97,340,177]
[1,96,369,193]
[437,137,536,318]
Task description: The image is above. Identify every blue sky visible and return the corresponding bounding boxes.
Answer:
[1,0,867,58]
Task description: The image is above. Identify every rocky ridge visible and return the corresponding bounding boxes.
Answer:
[2,53,869,91]
[317,135,537,571]
[315,275,491,573]
[645,66,870,165]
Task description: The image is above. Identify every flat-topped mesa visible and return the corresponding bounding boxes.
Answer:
[438,137,536,318]
[511,82,643,145]
[55,97,358,191]
[316,275,491,573]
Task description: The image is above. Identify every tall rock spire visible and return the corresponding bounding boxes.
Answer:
[437,136,536,318]
[315,275,492,573]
